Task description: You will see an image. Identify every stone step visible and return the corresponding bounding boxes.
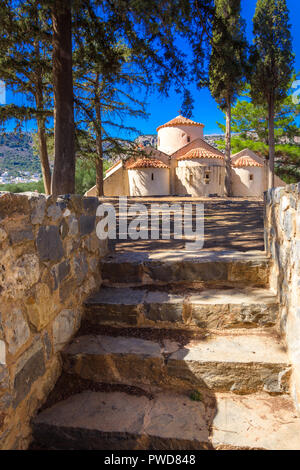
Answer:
[32,390,300,450]
[100,250,270,288]
[84,287,278,329]
[62,331,291,395]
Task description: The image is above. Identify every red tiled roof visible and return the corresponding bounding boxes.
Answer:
[232,156,264,168]
[157,115,204,131]
[177,144,224,161]
[126,158,169,169]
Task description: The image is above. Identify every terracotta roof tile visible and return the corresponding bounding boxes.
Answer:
[232,156,264,168]
[126,158,169,169]
[177,143,224,161]
[157,115,204,131]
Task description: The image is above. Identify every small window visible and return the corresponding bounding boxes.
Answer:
[204,172,210,184]
[187,135,191,143]
[190,173,193,183]
[151,173,154,181]
[250,174,254,181]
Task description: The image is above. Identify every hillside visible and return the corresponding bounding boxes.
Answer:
[0,132,41,177]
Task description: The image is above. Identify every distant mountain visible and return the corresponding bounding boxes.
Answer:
[0,132,41,175]
[0,131,225,175]
[135,133,225,151]
[135,134,158,148]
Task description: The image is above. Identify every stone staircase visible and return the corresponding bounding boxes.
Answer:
[31,250,300,450]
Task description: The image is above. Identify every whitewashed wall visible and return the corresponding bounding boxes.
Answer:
[128,168,170,196]
[157,125,204,155]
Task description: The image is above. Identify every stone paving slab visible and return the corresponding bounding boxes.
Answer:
[169,331,287,364]
[64,334,162,358]
[211,393,300,450]
[62,332,291,395]
[103,250,269,263]
[32,390,211,450]
[32,390,300,450]
[101,250,270,287]
[85,287,147,305]
[84,287,278,329]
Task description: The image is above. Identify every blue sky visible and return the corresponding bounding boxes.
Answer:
[142,0,300,136]
[3,0,300,137]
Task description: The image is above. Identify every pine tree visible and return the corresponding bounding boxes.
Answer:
[75,70,148,197]
[209,0,248,196]
[217,82,300,145]
[250,0,294,189]
[71,0,215,196]
[51,0,75,195]
[73,19,149,197]
[216,80,300,183]
[0,0,52,194]
[1,0,215,195]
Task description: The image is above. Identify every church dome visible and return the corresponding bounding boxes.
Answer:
[157,115,205,155]
[156,115,204,132]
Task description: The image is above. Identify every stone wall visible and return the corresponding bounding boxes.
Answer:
[265,183,300,410]
[0,192,109,449]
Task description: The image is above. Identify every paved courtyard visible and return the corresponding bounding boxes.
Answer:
[99,197,265,252]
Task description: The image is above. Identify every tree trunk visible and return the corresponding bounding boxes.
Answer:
[34,44,51,195]
[95,77,104,197]
[37,119,51,195]
[95,137,104,197]
[51,0,75,196]
[225,101,232,196]
[268,95,275,189]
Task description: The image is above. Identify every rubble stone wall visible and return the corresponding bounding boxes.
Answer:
[0,192,109,449]
[265,183,300,410]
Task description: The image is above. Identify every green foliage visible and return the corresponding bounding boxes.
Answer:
[75,158,110,195]
[0,180,44,193]
[217,79,300,183]
[0,0,52,192]
[0,132,41,174]
[0,1,52,126]
[75,159,96,195]
[217,82,300,144]
[189,390,203,402]
[0,153,112,194]
[74,39,149,162]
[0,0,215,194]
[217,136,266,154]
[216,136,300,183]
[250,0,294,106]
[209,0,248,109]
[275,144,300,183]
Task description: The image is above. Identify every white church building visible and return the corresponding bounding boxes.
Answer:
[86,115,285,198]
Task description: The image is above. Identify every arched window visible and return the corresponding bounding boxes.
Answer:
[204,172,210,184]
[151,173,154,181]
